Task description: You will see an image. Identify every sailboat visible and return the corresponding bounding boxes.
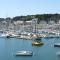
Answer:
[32,18,42,40]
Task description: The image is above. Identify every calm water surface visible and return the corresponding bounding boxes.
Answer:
[0,37,60,60]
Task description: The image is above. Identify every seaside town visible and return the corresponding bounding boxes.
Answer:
[0,14,60,39]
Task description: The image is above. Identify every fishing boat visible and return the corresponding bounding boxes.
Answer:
[16,51,33,56]
[32,41,44,46]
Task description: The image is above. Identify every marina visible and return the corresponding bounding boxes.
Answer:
[0,0,60,60]
[0,16,60,60]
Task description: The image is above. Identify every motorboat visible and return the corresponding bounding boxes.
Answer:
[16,51,33,56]
[1,33,11,38]
[54,43,60,47]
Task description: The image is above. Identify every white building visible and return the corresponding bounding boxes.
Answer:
[14,21,23,25]
[48,20,55,24]
[39,20,47,24]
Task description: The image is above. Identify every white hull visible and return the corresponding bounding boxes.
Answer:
[16,51,33,56]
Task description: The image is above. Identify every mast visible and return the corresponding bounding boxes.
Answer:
[32,18,38,34]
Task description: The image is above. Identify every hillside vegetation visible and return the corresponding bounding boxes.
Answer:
[0,14,60,23]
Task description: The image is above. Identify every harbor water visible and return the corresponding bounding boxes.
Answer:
[0,37,60,60]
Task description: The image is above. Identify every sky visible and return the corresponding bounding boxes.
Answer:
[0,0,60,18]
